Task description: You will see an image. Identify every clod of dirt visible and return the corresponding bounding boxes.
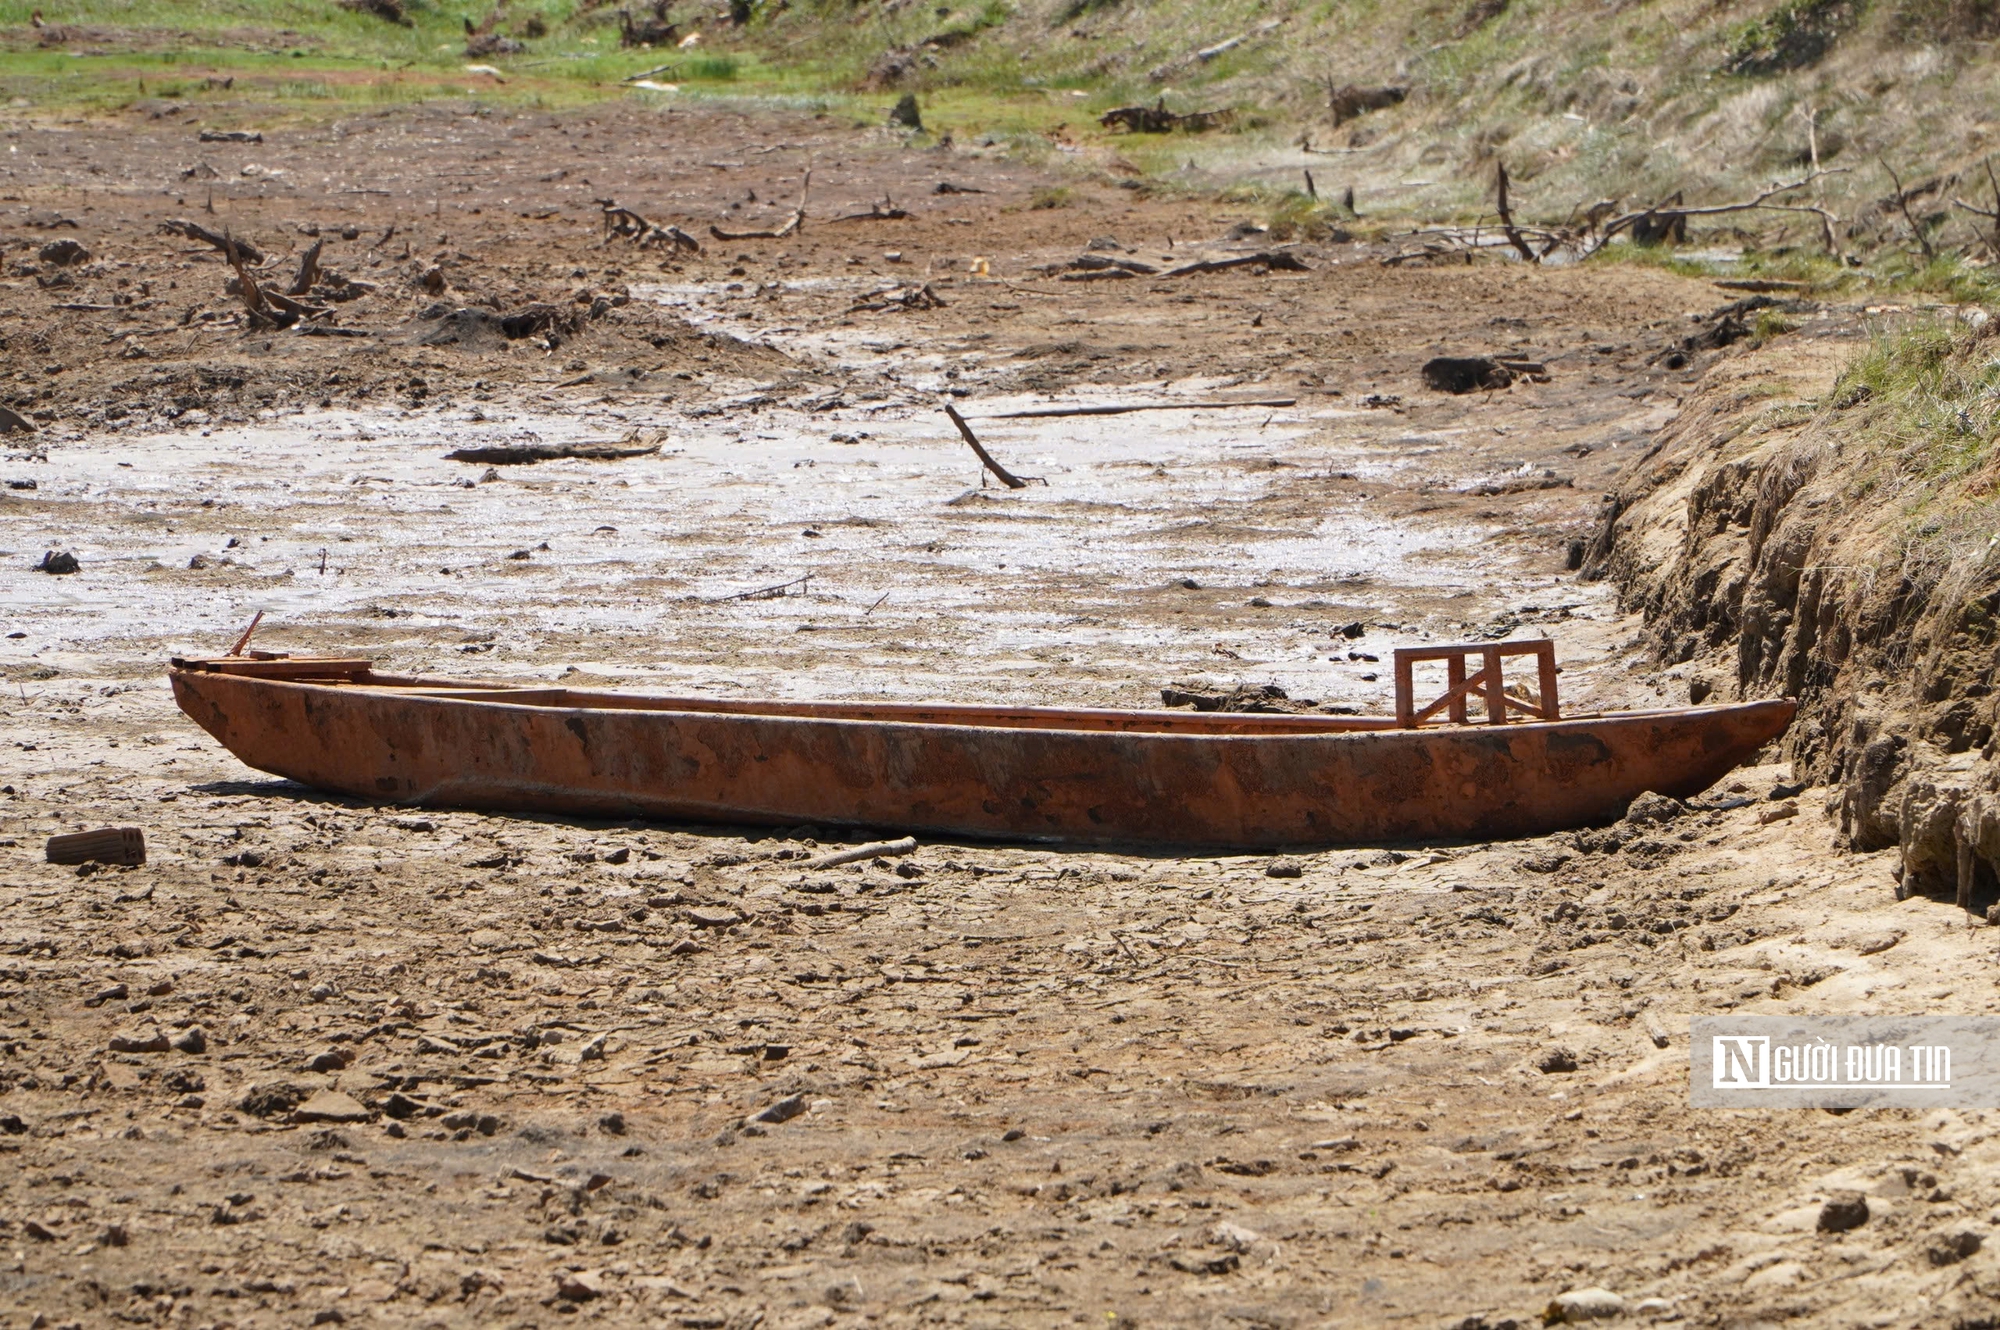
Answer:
[37,239,90,266]
[1622,791,1685,825]
[864,49,921,90]
[239,1083,308,1118]
[1544,1287,1626,1322]
[1423,356,1517,394]
[35,550,79,574]
[336,0,412,24]
[1160,682,1315,714]
[1818,1192,1870,1232]
[410,303,569,349]
[1927,1230,1983,1265]
[1537,1047,1578,1074]
[443,441,660,465]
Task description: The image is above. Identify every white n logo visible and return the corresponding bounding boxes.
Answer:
[1713,1036,1769,1088]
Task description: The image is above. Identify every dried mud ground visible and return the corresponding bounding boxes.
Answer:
[2,102,1997,1330]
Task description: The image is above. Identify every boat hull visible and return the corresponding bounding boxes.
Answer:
[169,666,1796,849]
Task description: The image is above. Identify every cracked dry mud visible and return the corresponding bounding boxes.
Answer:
[3,102,1998,1329]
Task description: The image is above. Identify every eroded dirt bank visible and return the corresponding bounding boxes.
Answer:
[3,102,1998,1330]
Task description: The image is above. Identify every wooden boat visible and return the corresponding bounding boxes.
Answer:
[168,640,1794,850]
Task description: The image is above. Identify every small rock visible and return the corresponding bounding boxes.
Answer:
[598,1111,627,1136]
[556,1270,603,1302]
[752,1093,808,1125]
[84,983,130,1008]
[292,1090,374,1124]
[1632,1298,1671,1316]
[38,239,89,266]
[1538,1047,1578,1074]
[1758,800,1799,825]
[1209,1220,1262,1252]
[603,846,630,865]
[36,550,79,575]
[1545,1288,1625,1322]
[101,1224,129,1247]
[171,1026,208,1054]
[1265,857,1304,879]
[109,1030,170,1054]
[1817,1191,1869,1233]
[686,907,741,928]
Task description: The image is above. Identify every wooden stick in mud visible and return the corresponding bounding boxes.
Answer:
[160,218,267,266]
[806,836,915,870]
[942,403,1029,490]
[984,398,1296,419]
[289,238,323,296]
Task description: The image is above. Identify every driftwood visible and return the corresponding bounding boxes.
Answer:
[598,198,701,252]
[711,167,811,241]
[985,398,1295,419]
[1099,100,1233,134]
[805,836,916,870]
[1161,250,1308,278]
[1042,254,1159,278]
[934,181,985,195]
[712,573,811,602]
[942,404,1029,489]
[832,199,910,222]
[161,218,266,265]
[1494,163,1536,263]
[443,441,661,465]
[288,238,323,296]
[845,283,945,314]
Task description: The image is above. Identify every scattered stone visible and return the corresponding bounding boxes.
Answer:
[752,1094,808,1125]
[556,1270,604,1301]
[294,1090,375,1124]
[36,550,79,575]
[687,907,742,928]
[1265,857,1304,879]
[171,1025,208,1054]
[599,1111,627,1135]
[1544,1288,1625,1322]
[888,93,922,129]
[109,1030,170,1054]
[239,1083,309,1118]
[1538,1047,1578,1074]
[38,239,89,266]
[1209,1221,1262,1252]
[1817,1191,1869,1233]
[83,983,129,1008]
[1759,800,1799,825]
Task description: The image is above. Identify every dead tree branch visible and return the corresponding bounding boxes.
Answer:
[942,403,1029,489]
[1494,162,1536,262]
[1878,157,1937,261]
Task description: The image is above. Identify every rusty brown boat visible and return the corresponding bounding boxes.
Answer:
[168,639,1794,850]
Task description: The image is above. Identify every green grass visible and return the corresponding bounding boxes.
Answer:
[1832,321,2000,487]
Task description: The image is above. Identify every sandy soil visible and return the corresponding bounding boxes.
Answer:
[2,101,1995,1330]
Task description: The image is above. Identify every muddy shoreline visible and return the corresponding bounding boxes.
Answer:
[3,102,1993,1330]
